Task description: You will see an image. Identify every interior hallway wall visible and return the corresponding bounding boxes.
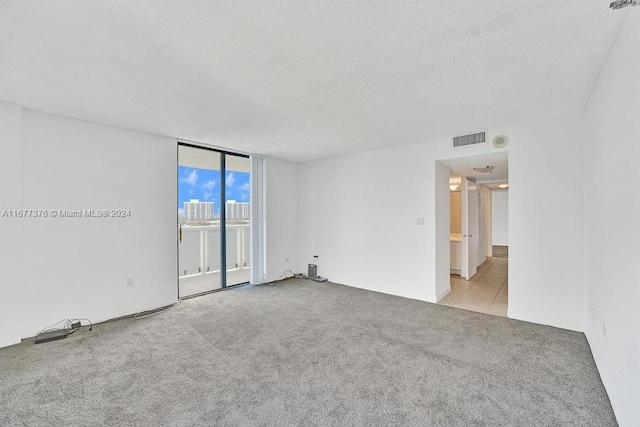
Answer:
[477,184,488,263]
[491,190,509,246]
[435,161,452,300]
[449,191,461,233]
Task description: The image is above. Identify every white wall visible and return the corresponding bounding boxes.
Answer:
[265,157,299,282]
[498,116,584,331]
[0,102,23,347]
[582,9,640,426]
[298,143,433,301]
[0,105,295,347]
[491,190,509,246]
[477,185,488,262]
[435,162,451,301]
[298,113,585,331]
[15,110,178,340]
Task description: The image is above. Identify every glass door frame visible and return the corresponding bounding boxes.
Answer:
[177,142,251,299]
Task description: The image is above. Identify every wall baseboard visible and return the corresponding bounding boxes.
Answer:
[436,285,451,302]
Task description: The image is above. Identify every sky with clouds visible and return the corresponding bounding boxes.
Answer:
[178,166,250,215]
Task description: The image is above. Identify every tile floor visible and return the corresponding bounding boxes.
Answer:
[438,257,508,317]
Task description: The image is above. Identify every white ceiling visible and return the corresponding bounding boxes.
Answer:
[0,1,627,162]
[440,152,509,182]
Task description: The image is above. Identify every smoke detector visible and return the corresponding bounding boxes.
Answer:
[610,0,636,9]
[473,166,495,174]
[492,135,508,149]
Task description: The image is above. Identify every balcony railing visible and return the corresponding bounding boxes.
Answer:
[179,223,250,278]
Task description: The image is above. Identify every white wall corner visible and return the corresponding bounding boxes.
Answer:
[436,285,451,303]
[580,9,640,425]
[265,157,299,283]
[434,161,452,302]
[0,101,23,348]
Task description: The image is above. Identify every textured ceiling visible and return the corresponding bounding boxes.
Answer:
[0,1,626,162]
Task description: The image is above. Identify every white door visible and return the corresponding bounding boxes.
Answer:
[461,178,479,280]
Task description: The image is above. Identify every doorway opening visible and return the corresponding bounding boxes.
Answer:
[177,143,251,298]
[436,152,509,317]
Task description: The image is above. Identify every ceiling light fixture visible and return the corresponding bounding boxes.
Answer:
[497,182,509,189]
[472,166,495,174]
[610,0,636,10]
[449,184,460,191]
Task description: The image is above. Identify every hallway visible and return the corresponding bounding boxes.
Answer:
[438,257,508,317]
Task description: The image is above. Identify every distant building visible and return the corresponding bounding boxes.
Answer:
[184,199,214,220]
[226,200,250,220]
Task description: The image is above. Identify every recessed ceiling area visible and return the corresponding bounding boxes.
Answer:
[0,1,627,162]
[440,152,508,190]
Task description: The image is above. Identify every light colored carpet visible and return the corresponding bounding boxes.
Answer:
[0,279,616,426]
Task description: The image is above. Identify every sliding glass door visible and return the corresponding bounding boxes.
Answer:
[224,155,251,286]
[177,144,250,298]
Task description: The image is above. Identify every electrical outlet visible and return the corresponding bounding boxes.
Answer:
[279,271,284,278]
[416,217,425,225]
[127,277,134,287]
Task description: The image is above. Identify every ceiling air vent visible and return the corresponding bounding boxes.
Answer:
[453,131,486,148]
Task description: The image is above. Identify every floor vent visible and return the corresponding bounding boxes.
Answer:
[453,131,486,148]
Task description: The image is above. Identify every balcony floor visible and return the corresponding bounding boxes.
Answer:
[179,268,250,297]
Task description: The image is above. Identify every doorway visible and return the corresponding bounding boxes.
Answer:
[177,143,251,298]
[436,152,509,317]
